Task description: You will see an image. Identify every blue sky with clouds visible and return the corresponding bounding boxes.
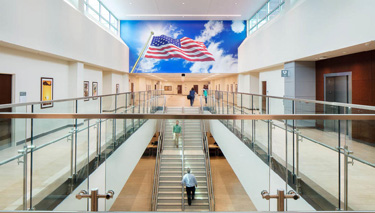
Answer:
[120,20,246,73]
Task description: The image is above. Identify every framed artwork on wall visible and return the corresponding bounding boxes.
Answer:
[41,77,53,108]
[164,86,172,91]
[92,82,98,99]
[84,81,89,101]
[116,84,119,94]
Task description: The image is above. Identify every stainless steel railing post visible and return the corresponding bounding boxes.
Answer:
[261,189,300,211]
[76,188,114,211]
[18,145,34,210]
[295,128,302,194]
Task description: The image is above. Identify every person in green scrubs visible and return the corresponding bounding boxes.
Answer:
[173,120,182,148]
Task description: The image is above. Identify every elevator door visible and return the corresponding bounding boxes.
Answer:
[325,75,349,132]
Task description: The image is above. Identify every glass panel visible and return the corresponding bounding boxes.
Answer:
[100,19,110,28]
[31,118,86,210]
[257,3,269,21]
[110,14,117,26]
[348,158,375,210]
[100,5,109,21]
[294,120,339,210]
[87,0,99,12]
[0,117,25,210]
[88,8,99,21]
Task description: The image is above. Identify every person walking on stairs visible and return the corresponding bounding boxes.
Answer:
[181,167,198,206]
[172,120,181,148]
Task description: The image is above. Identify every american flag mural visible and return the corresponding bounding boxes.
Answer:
[145,35,215,62]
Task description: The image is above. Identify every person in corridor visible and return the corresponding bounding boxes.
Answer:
[181,167,198,206]
[203,89,208,104]
[172,120,181,148]
[189,88,197,106]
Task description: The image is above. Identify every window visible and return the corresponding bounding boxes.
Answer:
[248,0,285,35]
[84,0,119,35]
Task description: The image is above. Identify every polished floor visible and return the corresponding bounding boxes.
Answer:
[110,156,155,211]
[211,156,256,211]
[165,94,203,107]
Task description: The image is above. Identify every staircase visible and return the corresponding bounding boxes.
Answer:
[156,107,210,211]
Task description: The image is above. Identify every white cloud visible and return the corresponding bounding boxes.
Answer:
[195,21,224,43]
[136,58,160,73]
[231,21,245,34]
[189,41,237,73]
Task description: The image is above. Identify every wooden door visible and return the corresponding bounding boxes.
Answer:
[177,85,182,94]
[0,74,12,150]
[262,81,267,114]
[193,85,198,94]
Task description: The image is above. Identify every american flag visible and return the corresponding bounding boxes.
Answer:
[144,35,215,62]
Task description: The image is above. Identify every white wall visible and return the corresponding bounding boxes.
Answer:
[55,119,157,211]
[161,82,209,95]
[209,119,314,211]
[238,0,375,72]
[0,0,129,72]
[259,69,285,114]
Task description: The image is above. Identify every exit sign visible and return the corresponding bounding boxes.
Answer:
[281,70,289,77]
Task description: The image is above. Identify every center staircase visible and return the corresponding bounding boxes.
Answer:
[154,107,211,211]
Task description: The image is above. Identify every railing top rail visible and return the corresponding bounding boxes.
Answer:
[1,113,375,120]
[0,90,164,109]
[212,90,375,111]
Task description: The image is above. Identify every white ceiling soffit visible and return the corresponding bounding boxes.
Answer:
[131,73,237,82]
[100,0,267,20]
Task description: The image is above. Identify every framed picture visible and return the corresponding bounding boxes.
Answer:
[92,82,98,99]
[84,81,89,101]
[164,86,172,91]
[41,77,53,108]
[116,84,119,94]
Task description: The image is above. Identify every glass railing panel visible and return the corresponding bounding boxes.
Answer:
[30,116,86,211]
[0,106,27,162]
[0,117,26,211]
[254,119,268,161]
[32,101,75,148]
[253,95,262,114]
[348,157,375,211]
[296,119,340,210]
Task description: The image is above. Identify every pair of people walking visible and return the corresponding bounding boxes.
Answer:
[173,121,198,206]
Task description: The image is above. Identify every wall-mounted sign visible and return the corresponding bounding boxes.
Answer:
[281,70,289,77]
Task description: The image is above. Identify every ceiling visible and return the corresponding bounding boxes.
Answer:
[100,0,267,20]
[300,41,375,62]
[131,73,237,82]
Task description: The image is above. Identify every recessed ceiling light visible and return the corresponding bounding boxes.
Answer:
[343,51,347,54]
[235,2,238,4]
[129,2,132,4]
[182,2,185,4]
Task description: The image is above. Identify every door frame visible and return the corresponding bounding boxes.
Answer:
[324,72,352,104]
[323,72,352,137]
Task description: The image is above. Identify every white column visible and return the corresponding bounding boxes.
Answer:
[69,62,84,98]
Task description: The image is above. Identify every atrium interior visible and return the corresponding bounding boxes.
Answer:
[0,0,375,212]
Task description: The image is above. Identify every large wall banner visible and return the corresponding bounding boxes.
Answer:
[120,20,246,73]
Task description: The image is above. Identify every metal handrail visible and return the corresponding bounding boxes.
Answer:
[151,118,165,211]
[2,113,375,120]
[201,120,215,211]
[212,90,375,112]
[0,90,164,109]
[181,108,185,211]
